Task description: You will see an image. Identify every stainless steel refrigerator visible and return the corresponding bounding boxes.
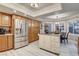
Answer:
[14,19,28,49]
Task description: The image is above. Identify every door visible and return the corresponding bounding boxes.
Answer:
[30,20,40,42]
[28,20,32,43]
[28,20,40,43]
[14,19,21,37]
[21,20,26,36]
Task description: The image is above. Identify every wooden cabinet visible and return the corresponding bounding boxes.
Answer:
[0,36,7,51]
[2,14,11,26]
[28,20,40,43]
[7,35,13,50]
[0,13,11,26]
[0,35,13,52]
[0,36,2,51]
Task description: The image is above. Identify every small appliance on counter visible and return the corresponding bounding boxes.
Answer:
[0,28,6,34]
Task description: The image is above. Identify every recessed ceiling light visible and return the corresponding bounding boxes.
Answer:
[30,3,39,8]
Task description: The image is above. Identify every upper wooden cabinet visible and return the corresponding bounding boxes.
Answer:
[0,13,11,27]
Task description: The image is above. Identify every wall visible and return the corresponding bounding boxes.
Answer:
[40,22,55,33]
[40,14,79,41]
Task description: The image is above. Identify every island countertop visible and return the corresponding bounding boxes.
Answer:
[0,34,13,36]
[38,33,60,37]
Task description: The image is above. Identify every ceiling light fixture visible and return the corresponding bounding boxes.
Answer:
[30,3,39,8]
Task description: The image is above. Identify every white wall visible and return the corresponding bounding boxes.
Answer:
[40,17,79,41]
[40,22,55,33]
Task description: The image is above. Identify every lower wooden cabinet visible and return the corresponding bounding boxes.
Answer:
[1,36,7,51]
[0,37,1,51]
[7,35,13,50]
[0,35,13,52]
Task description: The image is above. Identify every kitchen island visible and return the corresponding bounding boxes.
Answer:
[38,33,60,55]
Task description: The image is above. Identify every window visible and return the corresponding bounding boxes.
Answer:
[69,22,74,33]
[59,24,64,32]
[74,21,79,34]
[69,20,79,34]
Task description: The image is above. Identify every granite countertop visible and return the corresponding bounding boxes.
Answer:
[38,33,60,37]
[0,34,13,36]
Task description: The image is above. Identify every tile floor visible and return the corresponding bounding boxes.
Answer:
[60,40,78,56]
[0,39,78,56]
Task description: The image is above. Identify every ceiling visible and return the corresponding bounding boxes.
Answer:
[0,4,27,16]
[37,3,79,21]
[19,3,79,21]
[19,3,53,11]
[0,3,79,22]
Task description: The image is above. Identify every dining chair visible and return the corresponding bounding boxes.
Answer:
[60,32,69,44]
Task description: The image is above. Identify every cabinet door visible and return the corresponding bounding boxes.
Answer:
[43,36,51,51]
[51,37,60,53]
[39,35,51,51]
[7,35,13,49]
[2,14,11,26]
[28,20,40,43]
[0,37,2,51]
[0,36,7,51]
[31,21,40,42]
[39,35,45,48]
[0,13,2,26]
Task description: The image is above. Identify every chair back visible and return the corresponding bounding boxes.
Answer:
[65,32,69,39]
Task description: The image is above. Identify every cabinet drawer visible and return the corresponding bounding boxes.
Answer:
[15,38,22,42]
[21,37,28,41]
[14,42,21,49]
[21,41,27,47]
